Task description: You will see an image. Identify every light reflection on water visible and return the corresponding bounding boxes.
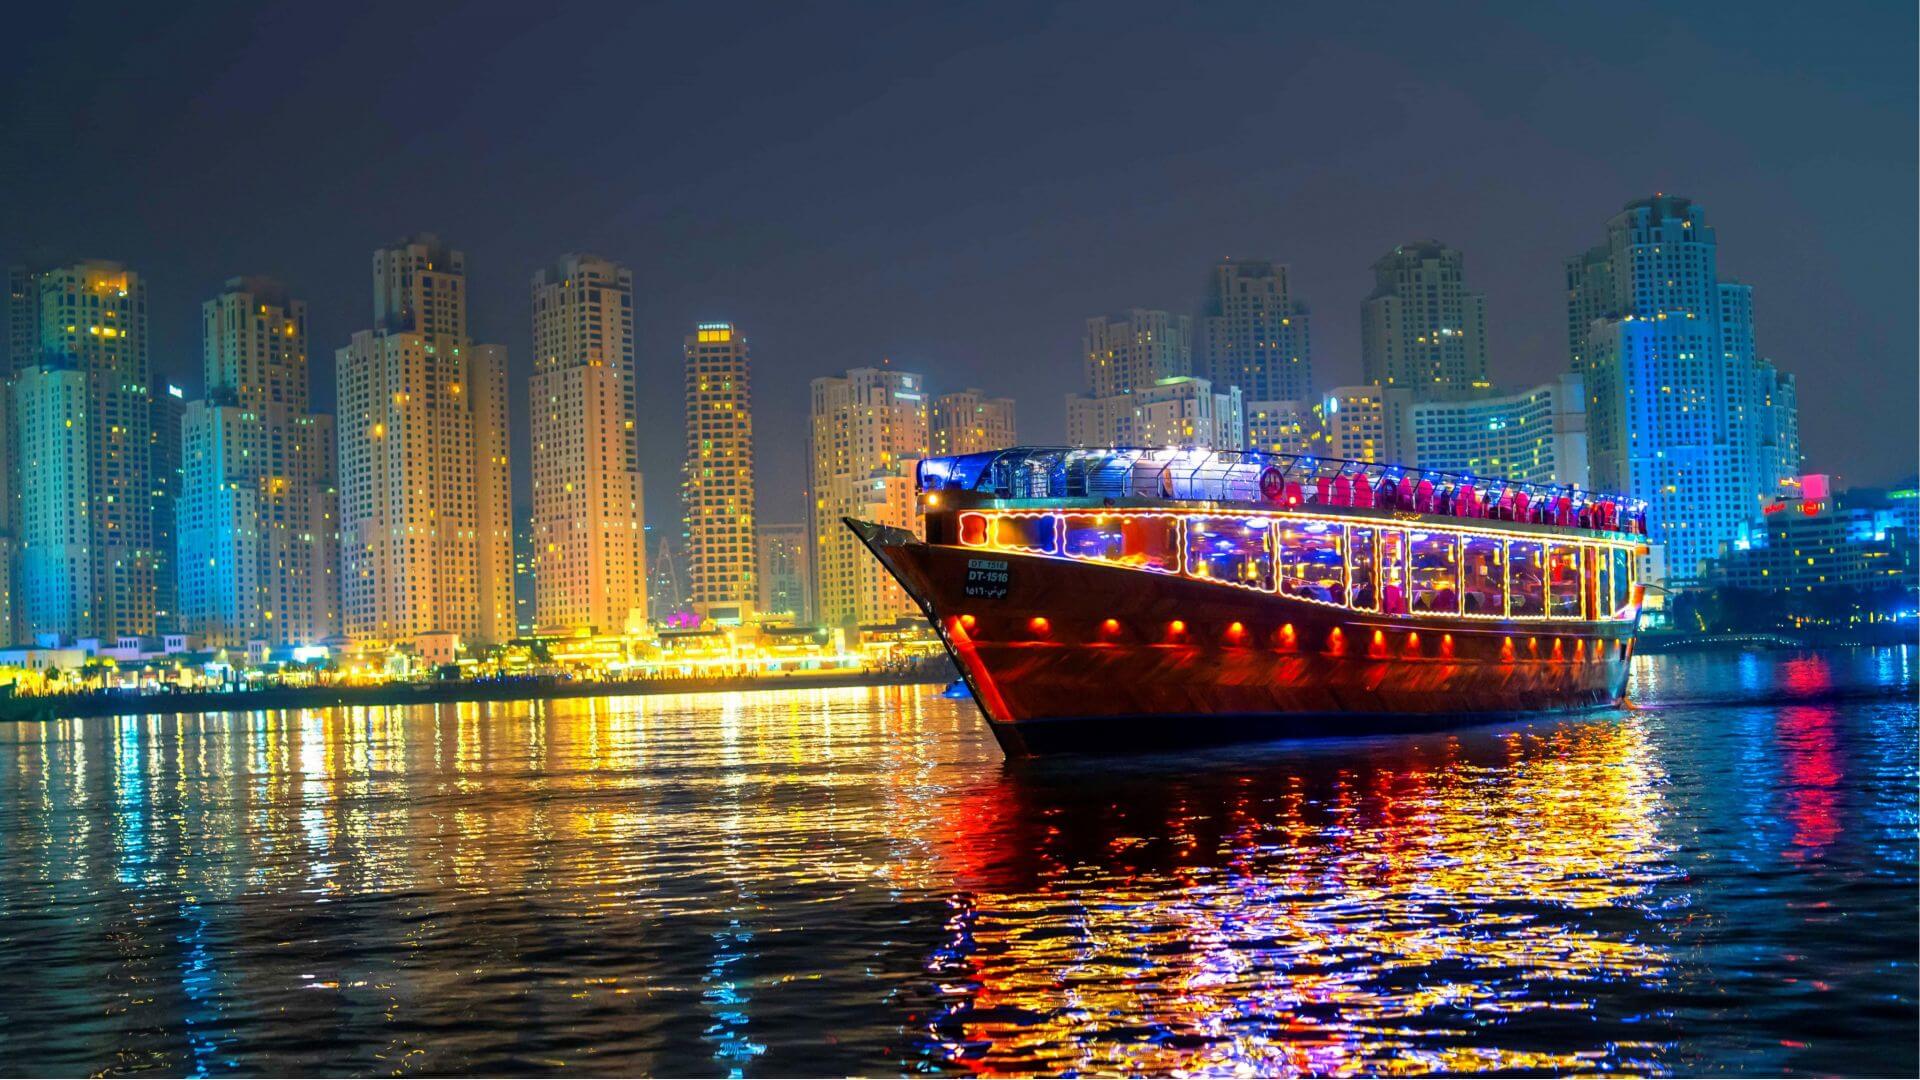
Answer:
[0,649,1912,1076]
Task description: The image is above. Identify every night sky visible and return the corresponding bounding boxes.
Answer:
[4,1,1914,531]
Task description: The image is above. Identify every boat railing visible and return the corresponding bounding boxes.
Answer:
[917,446,1648,536]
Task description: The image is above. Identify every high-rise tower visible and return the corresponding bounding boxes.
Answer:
[528,255,645,636]
[682,322,754,622]
[808,365,927,628]
[178,278,339,647]
[1360,241,1489,395]
[1069,309,1240,448]
[931,389,1016,457]
[1083,309,1190,399]
[337,235,514,648]
[8,261,156,640]
[1569,195,1801,587]
[1198,260,1312,402]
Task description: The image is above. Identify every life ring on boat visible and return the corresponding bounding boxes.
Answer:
[1258,465,1286,503]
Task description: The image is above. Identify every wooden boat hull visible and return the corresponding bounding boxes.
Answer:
[849,520,1637,757]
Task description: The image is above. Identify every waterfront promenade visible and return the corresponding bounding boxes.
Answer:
[16,659,956,722]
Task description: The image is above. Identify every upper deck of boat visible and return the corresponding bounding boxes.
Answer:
[917,446,1648,541]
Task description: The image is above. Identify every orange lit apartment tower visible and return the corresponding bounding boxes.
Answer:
[682,322,755,623]
[337,235,514,649]
[529,255,645,636]
[8,261,157,640]
[808,366,928,628]
[178,278,339,647]
[931,389,1017,457]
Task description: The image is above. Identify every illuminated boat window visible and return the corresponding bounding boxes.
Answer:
[1059,513,1182,574]
[1278,521,1344,604]
[1547,544,1584,619]
[1347,526,1378,611]
[958,512,988,547]
[989,514,1058,555]
[1611,548,1633,616]
[1591,545,1609,622]
[1185,517,1275,591]
[1409,532,1461,615]
[1462,534,1505,616]
[1380,529,1409,614]
[1509,540,1547,617]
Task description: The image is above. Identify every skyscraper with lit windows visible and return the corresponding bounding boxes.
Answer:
[529,255,645,636]
[1569,195,1801,587]
[808,365,926,628]
[337,235,514,648]
[1198,259,1311,402]
[1361,241,1489,395]
[1068,309,1242,448]
[931,389,1016,456]
[178,278,339,647]
[7,260,157,641]
[682,322,754,622]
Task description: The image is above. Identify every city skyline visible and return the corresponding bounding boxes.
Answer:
[1,1,1909,537]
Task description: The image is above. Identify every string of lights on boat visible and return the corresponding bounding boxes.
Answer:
[918,446,1649,535]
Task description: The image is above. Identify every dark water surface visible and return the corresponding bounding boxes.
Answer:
[0,649,1913,1076]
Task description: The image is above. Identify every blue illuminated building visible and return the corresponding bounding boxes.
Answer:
[1569,195,1802,588]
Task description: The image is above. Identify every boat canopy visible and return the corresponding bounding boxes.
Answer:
[917,446,1647,535]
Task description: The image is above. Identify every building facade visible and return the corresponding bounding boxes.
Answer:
[755,521,811,623]
[528,255,645,636]
[1710,476,1918,597]
[337,235,513,649]
[8,364,91,641]
[150,383,185,632]
[931,389,1017,457]
[1067,376,1244,450]
[1198,259,1312,402]
[1245,400,1320,457]
[682,322,755,623]
[8,261,158,641]
[178,278,339,648]
[1361,241,1489,395]
[808,366,927,628]
[1083,310,1191,399]
[1315,387,1388,463]
[1388,374,1589,487]
[1569,195,1801,587]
